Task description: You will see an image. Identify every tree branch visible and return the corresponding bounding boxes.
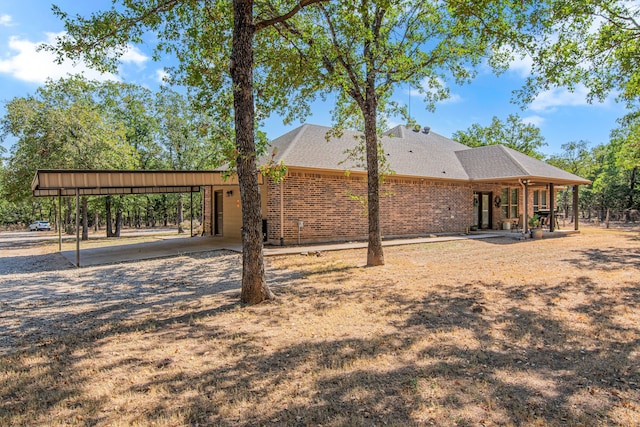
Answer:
[255,0,330,31]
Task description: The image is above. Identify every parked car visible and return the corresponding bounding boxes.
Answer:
[28,221,51,231]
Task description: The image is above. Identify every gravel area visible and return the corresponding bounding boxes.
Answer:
[0,239,244,356]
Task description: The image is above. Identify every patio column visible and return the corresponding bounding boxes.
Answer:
[522,180,529,235]
[549,183,555,232]
[573,185,579,231]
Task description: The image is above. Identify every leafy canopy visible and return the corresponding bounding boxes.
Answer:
[452,114,547,159]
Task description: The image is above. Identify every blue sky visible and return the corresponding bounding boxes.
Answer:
[0,1,631,157]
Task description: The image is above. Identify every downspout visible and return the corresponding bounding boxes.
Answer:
[519,178,528,235]
[280,179,284,246]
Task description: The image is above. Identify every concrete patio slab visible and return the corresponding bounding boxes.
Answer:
[61,232,512,267]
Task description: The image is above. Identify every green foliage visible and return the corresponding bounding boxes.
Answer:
[0,76,136,202]
[610,116,640,173]
[0,76,222,226]
[528,213,540,228]
[452,114,547,159]
[518,0,640,108]
[546,140,593,177]
[154,87,231,170]
[47,1,324,162]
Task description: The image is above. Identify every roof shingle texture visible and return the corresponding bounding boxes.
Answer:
[263,124,589,184]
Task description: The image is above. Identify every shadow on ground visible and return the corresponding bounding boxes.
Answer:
[1,236,639,426]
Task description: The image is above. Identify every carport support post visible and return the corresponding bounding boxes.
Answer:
[75,189,80,268]
[58,191,62,252]
[573,185,579,231]
[190,190,194,237]
[549,183,555,232]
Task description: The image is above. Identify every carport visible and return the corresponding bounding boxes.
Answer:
[31,169,238,267]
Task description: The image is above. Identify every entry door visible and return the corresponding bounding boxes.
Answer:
[481,193,491,229]
[214,190,223,235]
[473,192,492,229]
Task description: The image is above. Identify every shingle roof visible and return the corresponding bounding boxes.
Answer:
[263,123,590,185]
[455,144,590,184]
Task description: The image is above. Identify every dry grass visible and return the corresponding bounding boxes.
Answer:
[1,225,639,426]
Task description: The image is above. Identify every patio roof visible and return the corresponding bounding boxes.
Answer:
[31,169,243,197]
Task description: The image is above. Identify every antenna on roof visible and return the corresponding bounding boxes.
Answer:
[423,126,431,134]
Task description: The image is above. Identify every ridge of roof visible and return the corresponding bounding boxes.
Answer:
[384,125,406,138]
[277,123,309,161]
[496,145,529,176]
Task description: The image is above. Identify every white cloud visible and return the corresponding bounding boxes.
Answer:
[529,84,608,112]
[0,32,149,85]
[508,54,533,78]
[0,14,14,27]
[120,45,149,65]
[521,115,545,127]
[155,68,169,83]
[0,32,118,84]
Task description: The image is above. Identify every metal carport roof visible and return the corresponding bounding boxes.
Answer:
[31,169,243,197]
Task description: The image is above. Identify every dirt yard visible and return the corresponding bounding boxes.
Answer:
[0,225,639,426]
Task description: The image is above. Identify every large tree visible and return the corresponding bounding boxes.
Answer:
[452,114,547,159]
[283,0,545,265]
[51,0,327,304]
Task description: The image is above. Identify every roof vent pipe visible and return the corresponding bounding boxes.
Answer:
[423,126,430,134]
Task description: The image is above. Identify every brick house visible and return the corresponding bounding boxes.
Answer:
[202,124,590,244]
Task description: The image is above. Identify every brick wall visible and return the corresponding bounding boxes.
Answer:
[204,173,525,244]
[265,171,476,244]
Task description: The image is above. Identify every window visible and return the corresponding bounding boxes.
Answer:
[510,188,519,218]
[501,187,519,218]
[533,190,548,211]
[501,188,509,218]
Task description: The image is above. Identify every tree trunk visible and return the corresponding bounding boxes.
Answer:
[65,197,73,235]
[81,196,88,241]
[115,210,122,237]
[364,113,384,266]
[94,211,99,232]
[233,0,273,304]
[106,196,113,237]
[145,196,156,227]
[177,195,185,233]
[628,166,637,211]
[114,196,123,237]
[363,30,384,267]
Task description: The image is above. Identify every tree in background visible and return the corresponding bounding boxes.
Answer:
[0,77,216,236]
[519,0,640,110]
[154,87,223,233]
[452,114,547,159]
[610,117,640,214]
[546,140,594,221]
[0,76,136,237]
